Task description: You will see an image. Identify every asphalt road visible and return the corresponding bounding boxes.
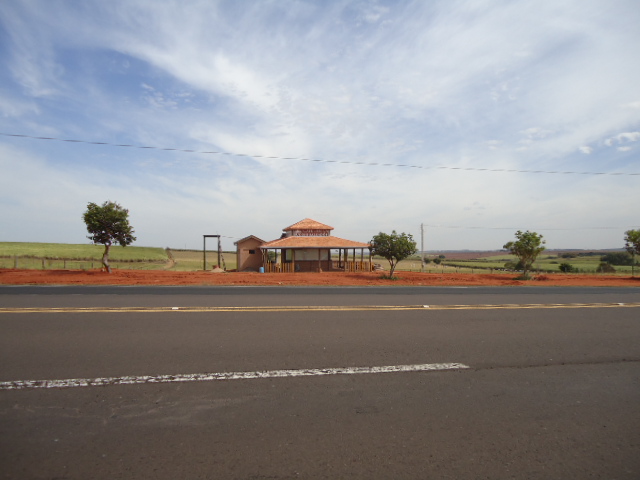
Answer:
[1,286,639,479]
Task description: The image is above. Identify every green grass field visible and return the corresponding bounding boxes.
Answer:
[0,242,167,261]
[439,253,637,275]
[0,242,237,271]
[1,242,634,274]
[167,249,237,271]
[0,242,168,270]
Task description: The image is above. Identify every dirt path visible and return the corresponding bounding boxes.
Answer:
[1,269,639,287]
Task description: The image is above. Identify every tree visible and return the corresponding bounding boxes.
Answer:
[83,201,136,273]
[370,230,417,278]
[503,230,546,279]
[624,229,640,276]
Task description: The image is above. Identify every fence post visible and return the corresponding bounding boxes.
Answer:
[14,256,18,269]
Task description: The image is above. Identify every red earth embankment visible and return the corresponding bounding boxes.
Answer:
[1,269,639,287]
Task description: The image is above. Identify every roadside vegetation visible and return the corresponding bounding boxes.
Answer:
[83,201,136,273]
[1,242,637,275]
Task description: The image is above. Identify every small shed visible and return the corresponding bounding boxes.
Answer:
[234,235,265,272]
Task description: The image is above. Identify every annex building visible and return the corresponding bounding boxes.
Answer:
[235,218,372,273]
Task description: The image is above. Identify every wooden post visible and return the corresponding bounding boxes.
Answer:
[217,237,222,269]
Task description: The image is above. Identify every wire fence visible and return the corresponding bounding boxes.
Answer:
[0,256,169,271]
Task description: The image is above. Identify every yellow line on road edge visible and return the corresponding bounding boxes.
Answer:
[0,303,639,314]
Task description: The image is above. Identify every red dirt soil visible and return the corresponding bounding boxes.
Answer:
[1,269,639,287]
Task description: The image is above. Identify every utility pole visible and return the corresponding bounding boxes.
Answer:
[421,223,425,273]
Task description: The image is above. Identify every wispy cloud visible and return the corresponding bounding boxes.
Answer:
[1,0,638,249]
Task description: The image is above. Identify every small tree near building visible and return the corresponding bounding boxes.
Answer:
[503,230,546,279]
[370,230,417,278]
[624,229,640,276]
[83,201,136,273]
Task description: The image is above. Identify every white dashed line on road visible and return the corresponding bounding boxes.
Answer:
[0,363,470,390]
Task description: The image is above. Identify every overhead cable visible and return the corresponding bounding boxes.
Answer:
[1,132,638,176]
[421,225,637,231]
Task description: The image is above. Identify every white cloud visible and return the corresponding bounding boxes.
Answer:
[604,131,640,147]
[616,132,640,143]
[1,0,639,250]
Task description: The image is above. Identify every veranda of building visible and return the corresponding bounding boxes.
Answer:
[235,218,372,273]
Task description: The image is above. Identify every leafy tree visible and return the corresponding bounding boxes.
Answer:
[370,230,417,278]
[624,229,640,276]
[503,230,546,279]
[83,201,136,273]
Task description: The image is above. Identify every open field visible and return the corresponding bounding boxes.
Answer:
[0,243,237,271]
[0,242,167,262]
[440,253,637,275]
[167,249,237,271]
[1,242,635,275]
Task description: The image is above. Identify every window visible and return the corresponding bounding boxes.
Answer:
[248,249,256,254]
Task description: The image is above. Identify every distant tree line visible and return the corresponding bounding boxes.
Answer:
[600,252,638,266]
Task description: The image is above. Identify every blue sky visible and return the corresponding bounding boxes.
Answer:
[1,0,638,251]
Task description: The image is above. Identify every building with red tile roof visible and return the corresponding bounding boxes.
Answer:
[235,218,372,272]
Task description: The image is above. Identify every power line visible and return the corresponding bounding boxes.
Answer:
[422,224,637,231]
[2,132,639,177]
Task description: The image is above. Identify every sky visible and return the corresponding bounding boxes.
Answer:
[1,0,639,251]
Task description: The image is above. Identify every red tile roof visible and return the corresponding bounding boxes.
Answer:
[261,235,370,249]
[283,218,334,231]
[233,235,265,245]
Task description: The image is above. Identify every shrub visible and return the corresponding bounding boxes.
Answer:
[559,263,574,273]
[600,252,634,265]
[504,260,524,271]
[596,263,616,273]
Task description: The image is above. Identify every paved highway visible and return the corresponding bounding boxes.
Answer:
[1,286,639,479]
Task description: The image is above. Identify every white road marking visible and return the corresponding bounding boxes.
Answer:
[0,363,469,391]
